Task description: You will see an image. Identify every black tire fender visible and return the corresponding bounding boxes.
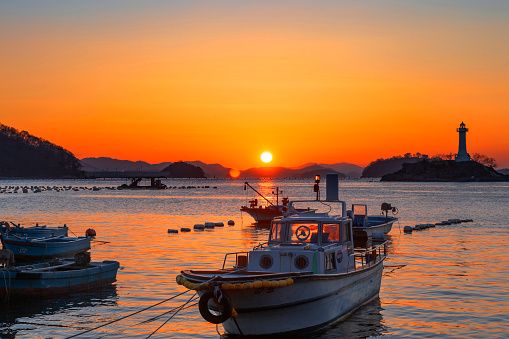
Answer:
[198,290,233,324]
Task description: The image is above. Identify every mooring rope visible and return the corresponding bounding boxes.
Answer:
[64,289,193,338]
[135,297,199,325]
[145,292,197,338]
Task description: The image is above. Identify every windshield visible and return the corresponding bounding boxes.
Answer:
[288,222,319,243]
[323,223,342,243]
[269,222,285,243]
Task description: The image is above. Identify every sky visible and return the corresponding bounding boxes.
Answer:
[1,1,509,169]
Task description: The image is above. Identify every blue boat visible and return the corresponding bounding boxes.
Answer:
[350,203,398,247]
[1,221,68,238]
[0,234,91,262]
[0,256,119,300]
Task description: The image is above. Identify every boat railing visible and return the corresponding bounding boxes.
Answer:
[253,242,269,250]
[222,251,250,270]
[352,241,388,270]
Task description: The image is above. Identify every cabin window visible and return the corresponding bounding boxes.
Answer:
[325,252,336,271]
[322,223,341,243]
[288,223,319,243]
[269,222,285,243]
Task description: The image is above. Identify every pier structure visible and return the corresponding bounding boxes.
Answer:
[455,122,471,162]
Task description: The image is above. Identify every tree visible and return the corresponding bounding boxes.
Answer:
[471,153,499,168]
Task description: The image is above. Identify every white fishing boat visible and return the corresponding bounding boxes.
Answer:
[178,174,392,336]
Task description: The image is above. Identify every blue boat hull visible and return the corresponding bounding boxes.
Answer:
[1,236,91,262]
[0,260,119,299]
[1,225,68,238]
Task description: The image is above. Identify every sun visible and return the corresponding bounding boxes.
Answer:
[261,152,272,163]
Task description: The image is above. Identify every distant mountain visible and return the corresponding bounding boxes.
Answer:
[499,168,509,175]
[80,158,230,178]
[161,161,206,178]
[0,123,84,178]
[318,163,363,178]
[187,161,230,178]
[80,157,171,172]
[239,164,345,179]
[79,157,361,179]
[290,162,363,178]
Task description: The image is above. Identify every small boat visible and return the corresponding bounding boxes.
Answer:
[0,234,91,262]
[350,203,398,247]
[0,252,119,300]
[240,182,312,224]
[1,221,69,238]
[179,174,390,336]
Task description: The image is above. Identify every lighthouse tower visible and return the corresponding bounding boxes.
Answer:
[455,122,471,162]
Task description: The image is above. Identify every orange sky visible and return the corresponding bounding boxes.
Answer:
[1,1,508,169]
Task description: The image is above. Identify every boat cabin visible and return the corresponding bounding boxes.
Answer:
[246,206,355,275]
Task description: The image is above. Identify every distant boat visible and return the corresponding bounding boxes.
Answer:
[0,255,119,300]
[118,177,167,189]
[1,221,68,238]
[0,234,91,262]
[240,182,311,223]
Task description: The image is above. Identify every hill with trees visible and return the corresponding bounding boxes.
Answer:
[381,159,508,182]
[362,153,428,178]
[161,161,206,178]
[0,123,84,178]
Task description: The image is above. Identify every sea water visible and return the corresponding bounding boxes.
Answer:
[0,179,508,338]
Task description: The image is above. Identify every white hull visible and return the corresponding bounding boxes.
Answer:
[196,260,384,336]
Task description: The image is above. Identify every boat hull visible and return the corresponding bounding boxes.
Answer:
[0,260,119,299]
[190,259,384,336]
[1,225,68,238]
[240,206,283,223]
[353,217,396,247]
[1,236,91,262]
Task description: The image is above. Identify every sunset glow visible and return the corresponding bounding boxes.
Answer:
[1,2,508,168]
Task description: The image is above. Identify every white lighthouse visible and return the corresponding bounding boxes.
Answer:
[455,122,471,162]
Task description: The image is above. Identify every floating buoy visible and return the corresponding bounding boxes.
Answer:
[168,229,178,234]
[181,227,191,232]
[204,222,215,229]
[404,226,413,233]
[215,222,224,227]
[86,228,97,237]
[262,280,271,288]
[285,278,294,286]
[413,225,421,230]
[194,224,205,230]
[253,280,262,288]
[227,220,235,226]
